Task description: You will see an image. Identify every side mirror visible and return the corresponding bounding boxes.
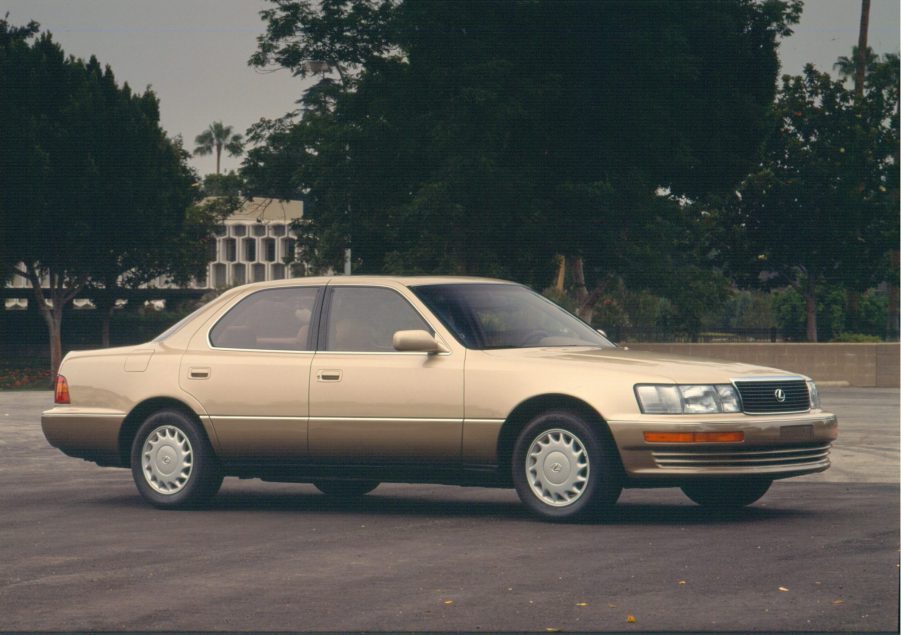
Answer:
[392,330,448,353]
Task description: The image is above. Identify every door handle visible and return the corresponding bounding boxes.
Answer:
[317,369,342,382]
[188,367,210,379]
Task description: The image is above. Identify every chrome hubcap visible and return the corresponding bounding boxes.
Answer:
[142,425,193,495]
[526,428,589,507]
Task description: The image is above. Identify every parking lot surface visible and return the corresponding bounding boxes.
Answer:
[0,388,897,632]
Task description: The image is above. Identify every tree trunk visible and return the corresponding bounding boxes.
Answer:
[889,250,900,339]
[569,256,593,323]
[554,255,566,292]
[94,291,115,348]
[568,256,609,325]
[805,275,818,343]
[42,307,64,381]
[21,264,82,379]
[846,289,861,334]
[101,307,114,348]
[854,0,871,99]
[215,145,222,175]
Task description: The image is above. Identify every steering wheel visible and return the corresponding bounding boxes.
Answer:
[520,329,549,346]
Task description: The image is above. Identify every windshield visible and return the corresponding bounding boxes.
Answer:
[411,283,614,350]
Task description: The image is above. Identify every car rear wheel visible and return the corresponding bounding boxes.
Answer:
[131,409,223,509]
[314,480,380,497]
[512,410,621,521]
[681,479,772,509]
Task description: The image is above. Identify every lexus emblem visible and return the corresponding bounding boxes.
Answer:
[551,463,562,472]
[774,388,786,403]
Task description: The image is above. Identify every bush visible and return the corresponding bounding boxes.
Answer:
[831,332,883,343]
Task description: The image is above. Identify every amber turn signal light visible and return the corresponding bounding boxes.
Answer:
[644,431,743,443]
[54,375,70,404]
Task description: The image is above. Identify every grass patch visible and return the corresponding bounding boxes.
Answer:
[0,358,53,390]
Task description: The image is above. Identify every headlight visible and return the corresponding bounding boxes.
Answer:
[635,384,742,414]
[806,380,820,409]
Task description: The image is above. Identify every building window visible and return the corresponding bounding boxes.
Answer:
[212,263,227,288]
[242,237,256,262]
[224,238,237,262]
[262,238,276,263]
[281,238,296,261]
[232,263,246,286]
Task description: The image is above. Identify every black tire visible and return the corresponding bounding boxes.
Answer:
[512,410,622,521]
[681,479,772,509]
[130,409,223,509]
[313,480,380,497]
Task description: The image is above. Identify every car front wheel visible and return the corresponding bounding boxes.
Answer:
[681,479,772,509]
[512,410,622,521]
[131,409,223,509]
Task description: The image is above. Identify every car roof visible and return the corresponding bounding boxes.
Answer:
[226,275,514,292]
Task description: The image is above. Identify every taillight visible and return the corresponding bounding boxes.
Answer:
[54,375,70,404]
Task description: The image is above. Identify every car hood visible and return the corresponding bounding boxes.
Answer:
[480,346,804,384]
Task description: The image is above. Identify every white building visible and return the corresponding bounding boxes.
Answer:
[200,197,304,289]
[5,197,304,309]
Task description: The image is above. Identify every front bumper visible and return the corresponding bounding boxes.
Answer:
[607,411,838,481]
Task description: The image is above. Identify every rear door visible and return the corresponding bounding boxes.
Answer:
[179,285,322,458]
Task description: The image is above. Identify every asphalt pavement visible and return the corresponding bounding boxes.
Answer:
[0,388,897,632]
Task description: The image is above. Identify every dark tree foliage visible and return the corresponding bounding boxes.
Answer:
[716,55,899,341]
[0,19,205,372]
[248,0,799,327]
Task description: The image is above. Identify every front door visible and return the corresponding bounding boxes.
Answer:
[308,285,464,464]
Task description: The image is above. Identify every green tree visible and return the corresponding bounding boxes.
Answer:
[193,121,244,175]
[719,55,898,341]
[248,0,800,331]
[0,20,205,373]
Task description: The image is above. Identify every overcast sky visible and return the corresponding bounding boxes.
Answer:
[3,0,899,177]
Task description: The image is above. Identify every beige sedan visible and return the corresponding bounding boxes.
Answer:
[42,276,837,520]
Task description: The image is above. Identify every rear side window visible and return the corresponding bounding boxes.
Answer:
[210,287,319,351]
[324,287,431,352]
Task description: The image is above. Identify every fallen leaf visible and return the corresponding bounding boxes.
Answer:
[627,615,636,623]
[678,580,686,586]
[832,599,844,605]
[443,600,454,605]
[778,586,790,592]
[546,628,559,632]
[608,604,617,608]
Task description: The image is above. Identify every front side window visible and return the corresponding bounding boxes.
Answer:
[210,287,319,351]
[324,287,431,352]
[412,283,613,350]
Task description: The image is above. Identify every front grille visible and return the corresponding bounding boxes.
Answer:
[735,379,810,414]
[652,443,831,470]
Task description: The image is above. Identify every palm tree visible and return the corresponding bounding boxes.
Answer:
[834,46,877,83]
[193,121,244,175]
